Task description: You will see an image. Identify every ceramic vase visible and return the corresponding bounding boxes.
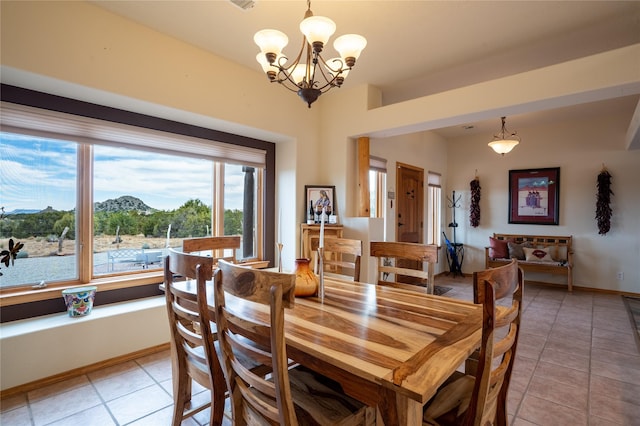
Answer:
[294,258,318,297]
[62,286,97,317]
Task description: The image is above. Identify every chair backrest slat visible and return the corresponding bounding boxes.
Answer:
[370,241,438,293]
[310,236,363,281]
[182,236,241,265]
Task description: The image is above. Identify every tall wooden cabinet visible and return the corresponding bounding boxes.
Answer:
[300,224,343,260]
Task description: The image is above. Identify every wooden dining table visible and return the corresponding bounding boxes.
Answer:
[175,276,482,426]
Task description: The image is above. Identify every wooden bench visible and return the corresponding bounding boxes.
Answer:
[485,233,573,292]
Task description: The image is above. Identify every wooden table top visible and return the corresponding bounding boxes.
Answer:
[174,276,482,424]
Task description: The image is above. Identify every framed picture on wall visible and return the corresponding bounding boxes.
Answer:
[508,167,560,225]
[304,185,336,221]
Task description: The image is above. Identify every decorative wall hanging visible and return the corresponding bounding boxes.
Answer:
[508,167,560,225]
[596,166,613,235]
[470,175,481,227]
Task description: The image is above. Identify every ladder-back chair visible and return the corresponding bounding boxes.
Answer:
[182,235,241,265]
[370,241,439,294]
[423,259,524,426]
[163,248,226,426]
[310,236,363,281]
[214,260,375,425]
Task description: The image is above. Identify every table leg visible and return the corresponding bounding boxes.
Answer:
[378,387,423,425]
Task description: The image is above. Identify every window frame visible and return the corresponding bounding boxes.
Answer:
[0,84,276,318]
[427,171,442,247]
[369,156,387,219]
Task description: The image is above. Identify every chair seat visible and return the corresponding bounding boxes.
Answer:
[423,371,475,425]
[289,366,373,426]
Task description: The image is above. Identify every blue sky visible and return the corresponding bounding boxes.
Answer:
[1,133,245,212]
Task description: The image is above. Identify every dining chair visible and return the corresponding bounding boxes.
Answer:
[163,248,226,426]
[182,235,241,265]
[310,236,363,281]
[214,259,376,425]
[370,241,439,294]
[422,259,523,426]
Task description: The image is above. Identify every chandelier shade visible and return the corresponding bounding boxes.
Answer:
[254,1,367,108]
[488,116,520,155]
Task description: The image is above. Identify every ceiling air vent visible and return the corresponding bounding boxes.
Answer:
[230,0,255,10]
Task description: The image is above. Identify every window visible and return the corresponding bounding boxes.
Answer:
[369,156,387,218]
[427,171,442,246]
[0,134,79,286]
[0,90,275,313]
[92,144,216,276]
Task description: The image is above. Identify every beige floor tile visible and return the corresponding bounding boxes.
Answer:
[591,359,640,385]
[533,361,589,388]
[518,394,587,425]
[0,405,32,426]
[539,347,590,372]
[544,335,591,356]
[592,327,637,345]
[91,364,156,401]
[29,384,102,426]
[46,404,116,426]
[138,357,173,383]
[591,347,640,367]
[127,405,199,426]
[592,335,639,356]
[590,374,640,406]
[590,390,640,424]
[26,375,90,402]
[547,327,591,345]
[588,415,626,426]
[526,375,588,412]
[106,384,173,425]
[507,388,524,416]
[87,360,140,382]
[509,356,537,394]
[512,417,540,426]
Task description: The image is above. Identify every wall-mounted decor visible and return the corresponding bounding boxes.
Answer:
[508,167,560,225]
[596,166,613,235]
[304,185,336,223]
[470,176,481,228]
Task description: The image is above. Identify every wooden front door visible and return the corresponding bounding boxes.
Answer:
[396,163,425,283]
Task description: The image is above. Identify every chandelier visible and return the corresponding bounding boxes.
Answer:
[254,1,367,108]
[488,116,520,155]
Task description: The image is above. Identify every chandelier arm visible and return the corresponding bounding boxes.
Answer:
[273,79,303,93]
[306,43,315,88]
[275,37,314,90]
[318,55,345,73]
[313,63,342,92]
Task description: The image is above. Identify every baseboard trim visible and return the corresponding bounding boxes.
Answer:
[0,343,170,400]
[524,279,640,296]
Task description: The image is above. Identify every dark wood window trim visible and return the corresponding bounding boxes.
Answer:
[0,84,276,321]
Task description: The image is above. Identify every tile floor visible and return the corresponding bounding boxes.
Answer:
[2,276,639,425]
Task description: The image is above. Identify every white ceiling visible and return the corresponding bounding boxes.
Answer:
[90,0,640,138]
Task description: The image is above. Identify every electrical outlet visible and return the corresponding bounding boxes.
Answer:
[617,272,624,280]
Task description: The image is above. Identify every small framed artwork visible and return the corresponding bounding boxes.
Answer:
[304,185,336,220]
[508,167,560,225]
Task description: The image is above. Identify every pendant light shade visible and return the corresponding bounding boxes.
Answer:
[488,116,520,155]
